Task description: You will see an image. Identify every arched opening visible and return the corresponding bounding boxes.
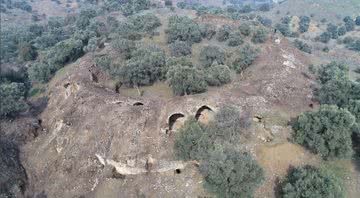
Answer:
[175,169,181,174]
[133,102,144,106]
[195,105,214,123]
[168,113,185,131]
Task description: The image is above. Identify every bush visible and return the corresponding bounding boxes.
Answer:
[346,100,360,133]
[83,37,99,52]
[169,40,192,57]
[275,23,291,37]
[200,24,216,40]
[28,62,52,83]
[111,37,135,59]
[167,16,201,43]
[299,16,310,33]
[205,64,231,86]
[292,105,355,159]
[356,16,360,26]
[199,46,225,67]
[258,16,272,27]
[93,55,112,73]
[326,23,338,39]
[294,39,312,54]
[337,26,347,36]
[209,105,251,141]
[0,82,28,117]
[165,0,172,7]
[45,38,84,67]
[319,32,331,43]
[258,3,270,12]
[199,146,264,198]
[316,62,359,107]
[216,25,231,42]
[281,166,344,198]
[238,23,251,36]
[228,45,257,73]
[174,117,211,160]
[76,8,97,29]
[227,31,244,47]
[251,28,268,43]
[18,43,37,62]
[346,39,360,51]
[119,45,166,86]
[167,65,207,96]
[128,13,161,34]
[343,16,355,32]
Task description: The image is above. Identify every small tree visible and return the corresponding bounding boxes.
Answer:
[356,16,360,26]
[299,16,310,33]
[111,37,135,59]
[167,65,207,96]
[238,23,251,36]
[319,32,331,43]
[343,16,355,32]
[205,64,231,86]
[28,62,52,83]
[337,26,347,36]
[167,16,202,43]
[216,25,231,42]
[251,28,268,43]
[326,23,338,39]
[199,46,225,67]
[227,31,244,47]
[119,45,166,86]
[294,39,312,54]
[228,45,257,73]
[174,117,211,160]
[292,105,355,159]
[169,40,192,57]
[281,166,344,198]
[0,82,28,117]
[200,24,216,40]
[199,146,264,198]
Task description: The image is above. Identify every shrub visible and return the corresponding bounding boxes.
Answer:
[292,105,355,159]
[281,166,344,198]
[238,23,251,36]
[111,37,135,59]
[258,16,272,27]
[343,16,355,32]
[251,28,268,43]
[45,38,84,67]
[167,65,207,96]
[315,62,359,106]
[119,45,166,86]
[199,46,225,67]
[275,23,291,37]
[337,26,347,36]
[299,16,310,33]
[327,23,338,39]
[174,117,211,160]
[18,43,37,62]
[83,37,99,52]
[93,55,112,73]
[0,82,28,117]
[228,45,257,73]
[346,39,360,51]
[216,25,231,42]
[199,146,264,198]
[294,39,312,54]
[319,32,331,43]
[227,31,244,47]
[200,24,216,40]
[205,64,231,86]
[165,0,172,7]
[208,105,251,141]
[169,40,192,57]
[167,16,201,43]
[258,3,270,12]
[128,13,161,34]
[76,8,97,29]
[28,62,52,83]
[356,16,360,26]
[346,100,360,133]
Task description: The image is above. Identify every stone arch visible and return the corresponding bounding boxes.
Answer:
[168,113,185,131]
[133,102,144,106]
[195,105,214,121]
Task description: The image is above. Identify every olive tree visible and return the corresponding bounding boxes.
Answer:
[199,46,225,67]
[199,146,264,198]
[167,16,202,43]
[0,82,28,117]
[281,166,344,198]
[216,25,231,42]
[292,105,355,159]
[169,40,192,57]
[251,28,268,44]
[205,64,231,86]
[228,45,257,73]
[111,37,135,59]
